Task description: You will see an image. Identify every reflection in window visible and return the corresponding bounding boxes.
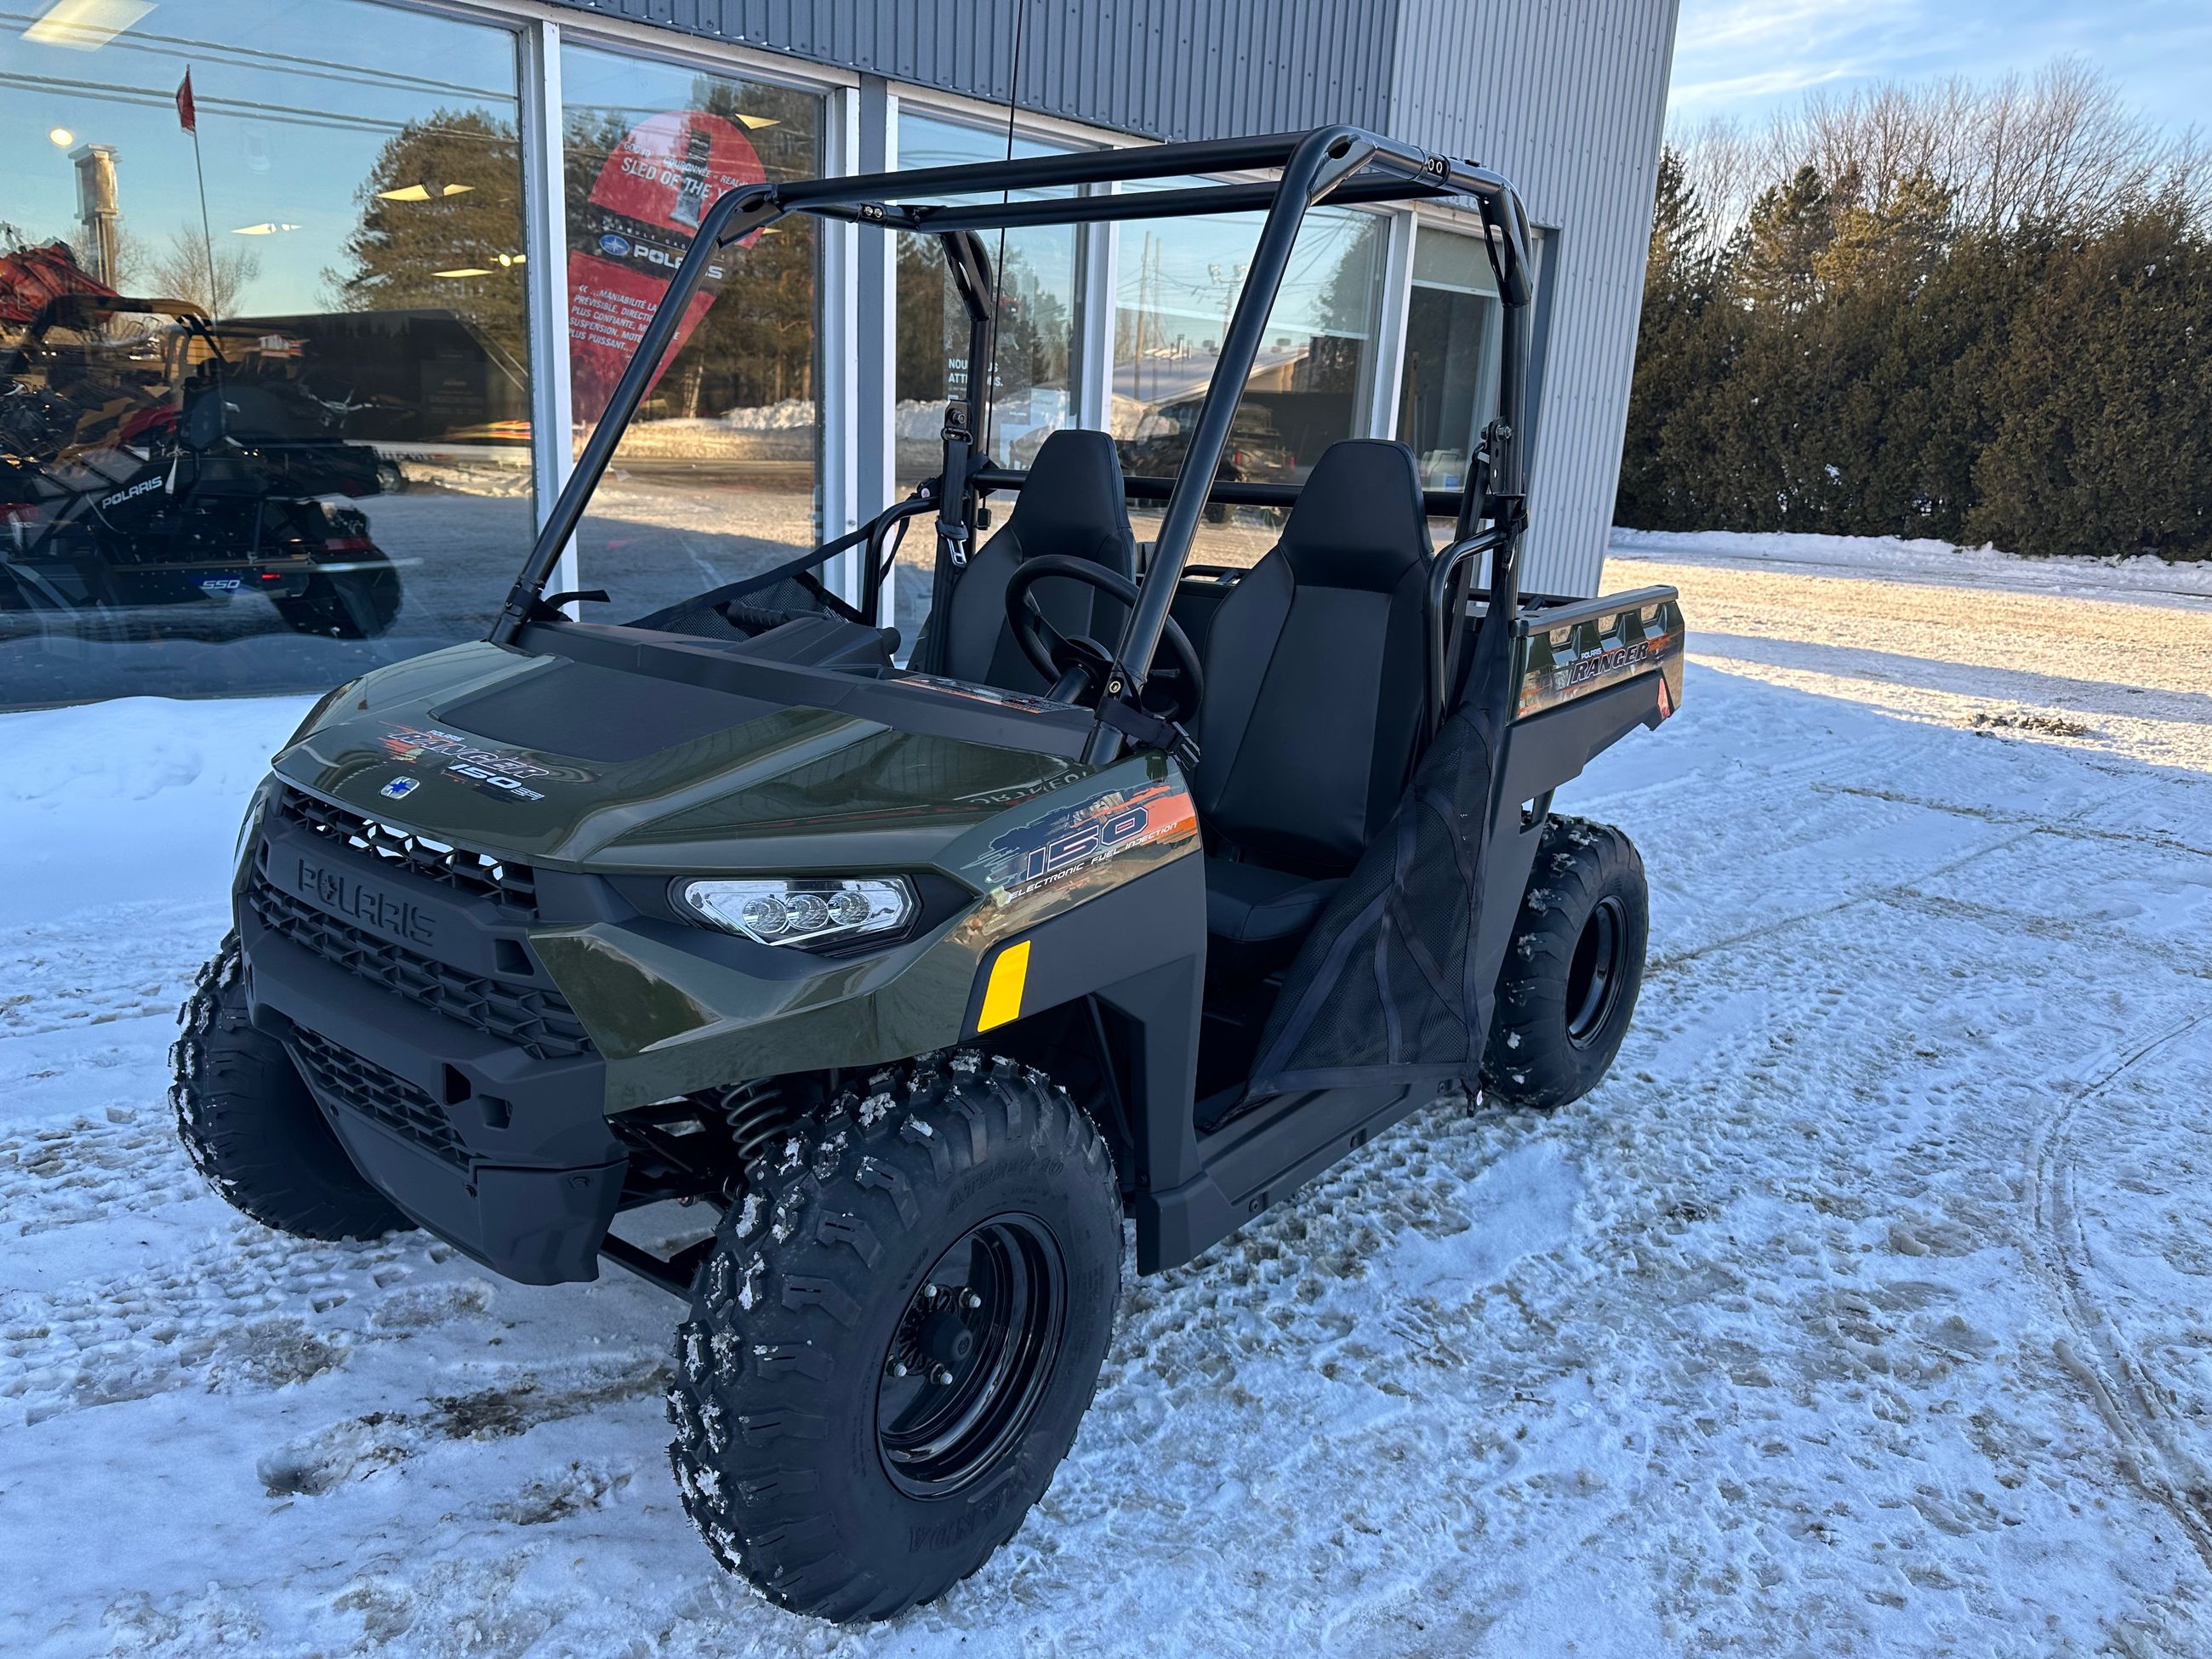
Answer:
[888,115,1084,645]
[1397,226,1502,489]
[559,46,822,622]
[892,115,1080,492]
[0,0,529,708]
[1112,191,1387,565]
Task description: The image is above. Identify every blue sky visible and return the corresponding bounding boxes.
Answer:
[1668,0,2210,133]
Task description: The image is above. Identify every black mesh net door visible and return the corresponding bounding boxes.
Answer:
[1238,605,1514,1106]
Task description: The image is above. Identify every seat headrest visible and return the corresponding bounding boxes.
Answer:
[1006,429,1134,565]
[1277,439,1429,590]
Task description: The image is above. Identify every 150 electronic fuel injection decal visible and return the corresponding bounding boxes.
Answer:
[377,724,587,804]
[979,778,1197,898]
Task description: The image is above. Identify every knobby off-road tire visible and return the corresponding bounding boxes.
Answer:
[1483,816,1648,1111]
[273,531,402,640]
[666,1052,1122,1622]
[170,932,412,1240]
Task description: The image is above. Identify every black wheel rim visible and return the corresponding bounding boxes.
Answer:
[876,1213,1067,1500]
[1565,895,1627,1048]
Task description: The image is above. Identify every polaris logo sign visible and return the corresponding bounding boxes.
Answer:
[100,476,163,510]
[596,229,722,279]
[294,857,436,946]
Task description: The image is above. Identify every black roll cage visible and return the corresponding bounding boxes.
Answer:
[493,124,1537,765]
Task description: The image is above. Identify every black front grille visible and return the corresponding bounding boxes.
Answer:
[248,873,594,1059]
[277,785,539,916]
[291,1027,467,1169]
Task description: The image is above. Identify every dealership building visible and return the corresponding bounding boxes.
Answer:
[0,0,1679,709]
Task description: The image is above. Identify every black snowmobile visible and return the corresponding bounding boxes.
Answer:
[1,294,400,639]
[172,125,1684,1620]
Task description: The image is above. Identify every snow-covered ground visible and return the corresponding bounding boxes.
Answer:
[5,534,2211,1656]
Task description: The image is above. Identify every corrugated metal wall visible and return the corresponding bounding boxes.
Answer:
[549,0,1679,593]
[1390,0,1680,593]
[551,1,1398,139]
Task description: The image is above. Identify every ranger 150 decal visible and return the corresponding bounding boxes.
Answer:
[981,778,1197,898]
[378,724,584,803]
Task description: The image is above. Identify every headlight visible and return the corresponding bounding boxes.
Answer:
[674,875,918,949]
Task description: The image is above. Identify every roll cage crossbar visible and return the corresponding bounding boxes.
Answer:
[494,124,1536,764]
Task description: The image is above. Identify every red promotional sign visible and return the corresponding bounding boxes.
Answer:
[566,111,766,427]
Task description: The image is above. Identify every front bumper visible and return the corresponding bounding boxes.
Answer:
[240,795,626,1284]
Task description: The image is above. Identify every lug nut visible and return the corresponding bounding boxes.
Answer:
[921,1283,939,1300]
[888,1360,908,1377]
[961,1290,982,1310]
[930,1365,955,1386]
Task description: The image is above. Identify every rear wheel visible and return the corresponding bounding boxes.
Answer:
[1483,817,1647,1111]
[170,932,412,1240]
[272,516,402,639]
[666,1053,1121,1622]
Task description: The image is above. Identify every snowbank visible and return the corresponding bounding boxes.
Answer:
[3,693,308,928]
[1611,526,2212,602]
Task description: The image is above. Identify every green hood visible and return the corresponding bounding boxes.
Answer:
[275,641,1089,876]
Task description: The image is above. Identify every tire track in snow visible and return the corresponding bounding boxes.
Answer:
[2023,1009,2212,1575]
[1640,779,2156,978]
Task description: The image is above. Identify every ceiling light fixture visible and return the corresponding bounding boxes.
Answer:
[22,0,153,50]
[231,221,299,236]
[736,114,779,131]
[430,267,493,279]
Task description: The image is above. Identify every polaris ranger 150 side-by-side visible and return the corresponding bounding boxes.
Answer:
[172,126,1683,1621]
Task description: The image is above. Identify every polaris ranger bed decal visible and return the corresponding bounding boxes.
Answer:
[1514,595,1686,721]
[982,778,1197,899]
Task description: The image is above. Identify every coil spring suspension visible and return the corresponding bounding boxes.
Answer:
[714,1079,807,1172]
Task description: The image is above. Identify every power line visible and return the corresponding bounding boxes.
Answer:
[0,71,507,141]
[0,11,511,103]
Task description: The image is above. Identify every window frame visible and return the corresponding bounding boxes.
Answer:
[300,2,1547,624]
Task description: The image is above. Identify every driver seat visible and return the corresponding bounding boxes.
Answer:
[934,429,1137,694]
[1192,439,1434,974]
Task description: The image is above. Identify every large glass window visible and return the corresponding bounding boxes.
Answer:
[559,43,822,620]
[1112,191,1388,564]
[1396,225,1502,489]
[893,114,1081,491]
[890,114,1083,643]
[0,0,529,707]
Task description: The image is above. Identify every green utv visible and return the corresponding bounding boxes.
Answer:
[171,127,1683,1620]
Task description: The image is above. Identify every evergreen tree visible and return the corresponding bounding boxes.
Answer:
[1970,201,2211,558]
[1620,60,2210,562]
[335,109,527,364]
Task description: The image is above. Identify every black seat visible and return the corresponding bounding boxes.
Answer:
[1192,439,1433,972]
[933,429,1137,694]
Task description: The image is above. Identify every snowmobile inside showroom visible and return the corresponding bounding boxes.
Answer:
[172,125,1684,1621]
[0,294,400,638]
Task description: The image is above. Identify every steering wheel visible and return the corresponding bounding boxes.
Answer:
[1003,555,1205,724]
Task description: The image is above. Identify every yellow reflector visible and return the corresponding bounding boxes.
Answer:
[978,939,1030,1031]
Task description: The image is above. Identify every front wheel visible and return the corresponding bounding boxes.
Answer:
[1483,817,1648,1111]
[666,1053,1122,1622]
[171,932,413,1240]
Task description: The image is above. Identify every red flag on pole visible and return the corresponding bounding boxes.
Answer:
[175,70,196,134]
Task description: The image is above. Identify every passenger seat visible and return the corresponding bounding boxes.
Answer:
[1191,439,1434,974]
